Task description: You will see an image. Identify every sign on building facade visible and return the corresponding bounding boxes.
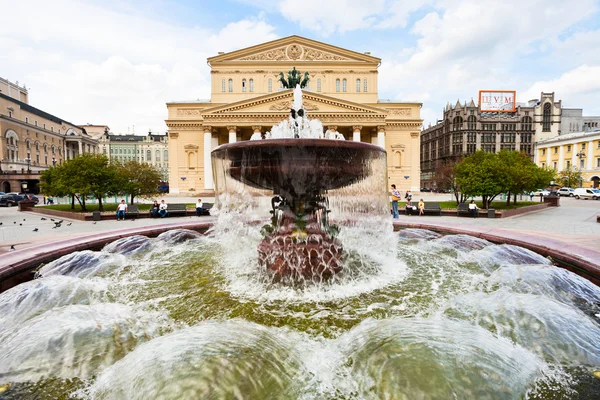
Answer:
[479,90,516,112]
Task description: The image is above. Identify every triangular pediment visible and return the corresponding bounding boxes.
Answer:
[201,90,386,115]
[208,35,380,64]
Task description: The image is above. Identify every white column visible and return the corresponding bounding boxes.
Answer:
[203,126,213,190]
[572,143,578,168]
[78,141,83,155]
[546,147,551,167]
[558,144,564,171]
[252,125,262,139]
[377,126,386,149]
[587,141,594,170]
[227,126,237,143]
[352,125,362,142]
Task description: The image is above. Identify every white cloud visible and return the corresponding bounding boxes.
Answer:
[0,0,278,134]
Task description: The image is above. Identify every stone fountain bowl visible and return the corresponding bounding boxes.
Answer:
[212,139,386,197]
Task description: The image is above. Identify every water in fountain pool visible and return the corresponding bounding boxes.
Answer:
[0,224,599,399]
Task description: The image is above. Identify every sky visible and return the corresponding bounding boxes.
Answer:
[1,0,599,134]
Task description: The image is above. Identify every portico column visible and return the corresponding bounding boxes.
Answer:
[558,144,564,171]
[377,126,386,149]
[227,126,237,143]
[78,141,83,155]
[352,125,362,142]
[203,126,214,190]
[587,140,594,170]
[327,125,338,139]
[252,125,262,139]
[410,131,420,191]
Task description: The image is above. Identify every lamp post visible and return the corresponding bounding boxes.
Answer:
[22,181,28,194]
[24,157,31,174]
[576,151,585,187]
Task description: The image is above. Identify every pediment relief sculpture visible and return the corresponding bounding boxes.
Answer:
[184,144,199,150]
[387,108,412,116]
[239,44,351,62]
[269,100,319,111]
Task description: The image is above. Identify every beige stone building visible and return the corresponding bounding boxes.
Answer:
[1,77,98,194]
[165,36,422,195]
[536,130,600,188]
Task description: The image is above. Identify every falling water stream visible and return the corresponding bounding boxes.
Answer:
[1,220,599,399]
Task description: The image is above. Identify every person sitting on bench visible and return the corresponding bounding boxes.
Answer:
[468,200,479,218]
[150,200,160,218]
[158,199,168,218]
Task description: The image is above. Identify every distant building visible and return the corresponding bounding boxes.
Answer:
[420,92,561,189]
[535,130,600,188]
[0,77,98,194]
[98,131,169,181]
[560,108,600,134]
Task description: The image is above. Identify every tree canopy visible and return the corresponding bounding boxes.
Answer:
[455,150,555,208]
[40,155,164,211]
[557,165,582,188]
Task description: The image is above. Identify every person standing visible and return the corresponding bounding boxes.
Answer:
[116,200,128,220]
[418,199,425,216]
[158,199,168,218]
[195,199,204,216]
[529,191,534,201]
[390,184,401,218]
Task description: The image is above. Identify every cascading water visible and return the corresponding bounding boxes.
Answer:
[1,86,600,398]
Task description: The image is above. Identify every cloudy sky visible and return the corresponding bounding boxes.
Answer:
[1,0,599,133]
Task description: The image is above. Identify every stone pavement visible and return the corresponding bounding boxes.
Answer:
[1,195,599,257]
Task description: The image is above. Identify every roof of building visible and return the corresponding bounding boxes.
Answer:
[108,133,167,142]
[537,129,600,144]
[0,92,78,128]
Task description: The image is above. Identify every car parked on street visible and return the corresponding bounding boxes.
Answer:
[0,194,25,207]
[557,187,575,197]
[574,188,599,200]
[22,194,39,204]
[534,189,550,196]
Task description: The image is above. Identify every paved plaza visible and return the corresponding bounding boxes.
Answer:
[0,194,598,257]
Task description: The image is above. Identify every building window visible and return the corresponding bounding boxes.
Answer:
[553,162,557,169]
[249,79,254,92]
[566,160,571,168]
[521,133,532,143]
[356,79,360,92]
[221,79,226,92]
[542,103,551,132]
[342,79,347,92]
[542,149,546,155]
[156,150,160,161]
[146,150,151,161]
[335,79,340,92]
[35,121,38,126]
[567,145,571,152]
[25,117,28,123]
[452,116,463,131]
[481,133,494,143]
[364,78,367,92]
[521,117,532,131]
[467,116,476,130]
[8,111,12,118]
[542,162,546,168]
[228,79,233,92]
[242,79,247,92]
[554,147,558,154]
[164,150,168,161]
[317,78,321,92]
[597,158,600,168]
[268,78,272,92]
[582,143,586,150]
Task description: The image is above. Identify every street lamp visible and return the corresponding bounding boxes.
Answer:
[22,181,28,194]
[24,157,31,174]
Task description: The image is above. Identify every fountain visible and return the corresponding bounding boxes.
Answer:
[0,81,599,399]
[212,83,386,282]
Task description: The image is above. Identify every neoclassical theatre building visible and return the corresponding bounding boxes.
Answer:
[165,36,422,195]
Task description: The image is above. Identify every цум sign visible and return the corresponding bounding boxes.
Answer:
[479,90,516,112]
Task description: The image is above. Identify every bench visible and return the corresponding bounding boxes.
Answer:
[125,204,140,219]
[167,203,188,217]
[423,202,442,216]
[458,203,478,217]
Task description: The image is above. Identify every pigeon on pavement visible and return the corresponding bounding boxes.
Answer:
[33,228,39,232]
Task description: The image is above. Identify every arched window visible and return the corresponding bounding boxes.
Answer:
[249,79,254,92]
[467,115,476,130]
[363,78,368,92]
[342,79,347,92]
[146,149,151,161]
[221,79,225,92]
[452,116,463,131]
[164,150,168,161]
[394,151,402,167]
[156,150,161,161]
[242,79,247,92]
[336,79,340,92]
[317,78,321,92]
[356,79,361,92]
[542,103,551,132]
[268,78,272,92]
[521,116,532,131]
[228,79,233,92]
[5,130,18,161]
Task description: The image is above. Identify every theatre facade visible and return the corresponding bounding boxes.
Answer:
[165,36,422,195]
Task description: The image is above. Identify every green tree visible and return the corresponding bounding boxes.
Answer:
[455,151,507,209]
[498,150,548,205]
[116,160,162,204]
[557,165,582,188]
[40,154,119,211]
